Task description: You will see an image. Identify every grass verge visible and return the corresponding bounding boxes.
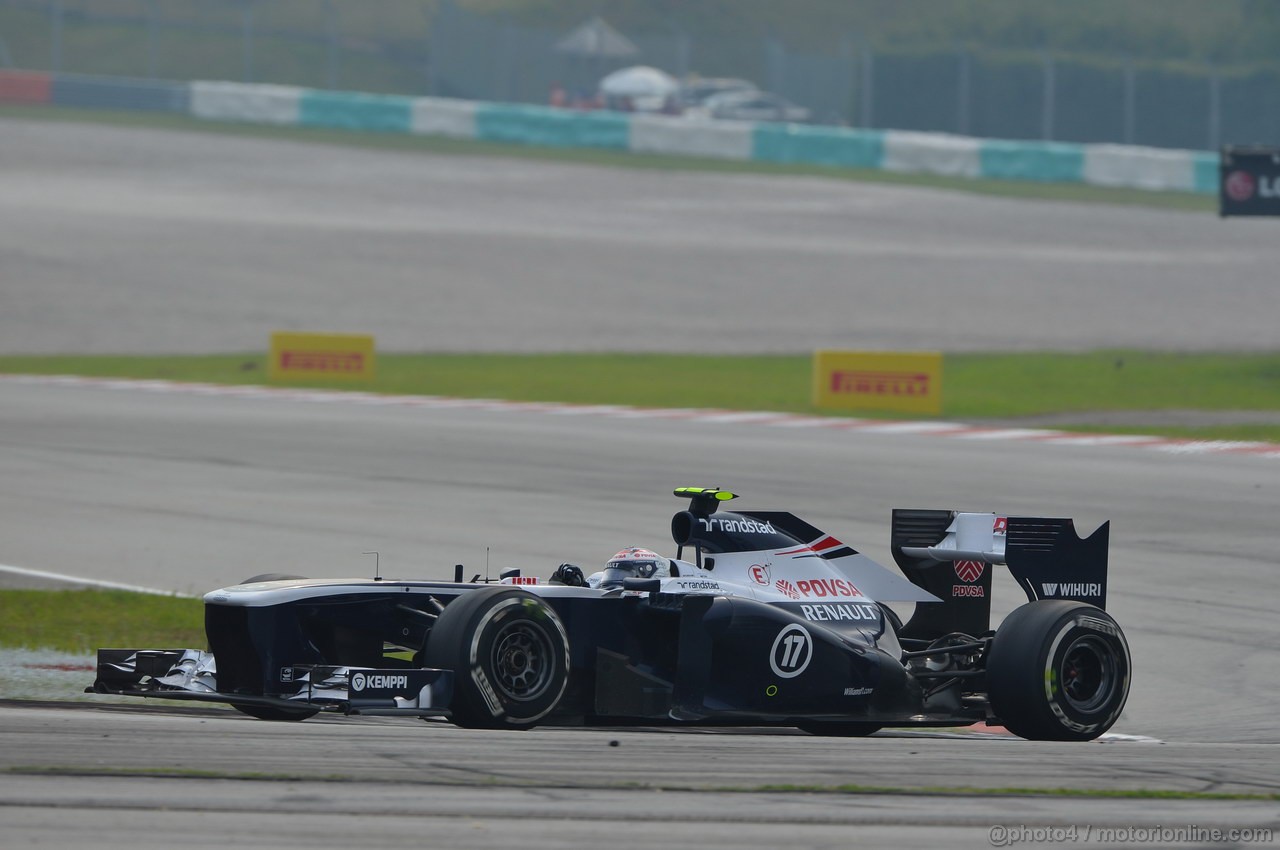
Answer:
[2,350,1277,441]
[0,590,204,654]
[0,104,1215,213]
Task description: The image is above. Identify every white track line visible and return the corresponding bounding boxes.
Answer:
[3,374,1276,461]
[0,563,192,597]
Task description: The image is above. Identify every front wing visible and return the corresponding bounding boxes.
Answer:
[89,648,454,717]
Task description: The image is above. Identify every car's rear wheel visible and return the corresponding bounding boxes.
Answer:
[986,600,1130,741]
[423,587,570,729]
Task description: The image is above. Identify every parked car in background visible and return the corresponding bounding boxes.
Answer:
[676,77,758,116]
[705,90,810,124]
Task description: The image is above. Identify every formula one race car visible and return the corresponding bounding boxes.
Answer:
[90,488,1131,741]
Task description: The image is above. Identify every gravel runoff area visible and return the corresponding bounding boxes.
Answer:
[0,649,97,702]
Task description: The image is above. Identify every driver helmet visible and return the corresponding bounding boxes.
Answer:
[599,547,670,588]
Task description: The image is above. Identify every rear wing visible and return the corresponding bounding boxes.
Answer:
[890,509,1109,640]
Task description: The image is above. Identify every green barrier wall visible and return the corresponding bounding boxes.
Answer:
[299,91,412,132]
[753,124,884,169]
[978,140,1086,183]
[475,104,630,150]
[1192,152,1220,195]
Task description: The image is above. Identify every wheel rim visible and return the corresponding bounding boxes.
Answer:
[490,620,555,702]
[1060,635,1116,713]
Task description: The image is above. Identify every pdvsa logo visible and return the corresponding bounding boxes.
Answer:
[952,559,986,598]
[954,560,984,583]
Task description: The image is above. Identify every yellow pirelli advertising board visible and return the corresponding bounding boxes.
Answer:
[813,350,943,415]
[269,332,375,382]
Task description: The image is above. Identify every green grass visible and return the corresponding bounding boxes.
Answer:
[0,590,204,654]
[0,104,1216,213]
[1,350,1277,441]
[945,351,1280,417]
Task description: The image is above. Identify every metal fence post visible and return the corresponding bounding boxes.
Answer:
[1208,66,1221,150]
[1123,59,1136,144]
[957,48,971,135]
[325,0,338,89]
[766,38,785,95]
[146,0,158,79]
[1041,52,1056,140]
[674,29,690,79]
[242,2,255,83]
[497,21,512,102]
[49,0,63,72]
[859,44,874,128]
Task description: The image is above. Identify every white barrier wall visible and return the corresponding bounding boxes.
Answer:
[189,81,303,125]
[176,77,1219,196]
[1083,144,1199,193]
[882,131,983,179]
[410,97,479,139]
[629,114,754,161]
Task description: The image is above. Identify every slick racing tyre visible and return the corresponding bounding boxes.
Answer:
[986,600,1130,741]
[231,574,320,721]
[423,587,570,730]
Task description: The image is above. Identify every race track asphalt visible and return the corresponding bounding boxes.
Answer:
[1,703,1277,850]
[3,118,1279,848]
[3,115,1279,355]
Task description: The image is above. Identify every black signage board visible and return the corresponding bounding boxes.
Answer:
[1220,146,1280,217]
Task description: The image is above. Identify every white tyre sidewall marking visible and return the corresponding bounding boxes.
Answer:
[468,596,571,722]
[1042,613,1131,735]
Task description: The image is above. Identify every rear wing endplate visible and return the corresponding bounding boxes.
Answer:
[891,510,1109,639]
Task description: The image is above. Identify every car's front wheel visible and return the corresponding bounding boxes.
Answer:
[985,600,1130,741]
[423,587,571,729]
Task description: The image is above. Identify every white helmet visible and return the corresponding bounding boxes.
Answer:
[599,547,670,588]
